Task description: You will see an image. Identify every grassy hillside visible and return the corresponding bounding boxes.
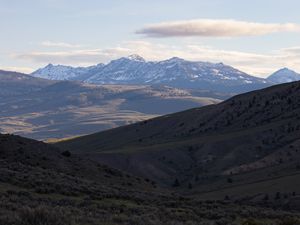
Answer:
[1,133,300,225]
[57,81,300,201]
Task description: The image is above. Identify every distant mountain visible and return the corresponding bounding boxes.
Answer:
[31,63,105,81]
[57,80,300,201]
[267,68,300,84]
[32,55,270,93]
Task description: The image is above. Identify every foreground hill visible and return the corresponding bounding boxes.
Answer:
[57,81,300,202]
[1,133,300,225]
[0,70,224,140]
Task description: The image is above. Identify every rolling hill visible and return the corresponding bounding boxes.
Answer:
[0,70,225,140]
[57,80,300,202]
[0,133,162,224]
[1,134,300,225]
[0,69,55,96]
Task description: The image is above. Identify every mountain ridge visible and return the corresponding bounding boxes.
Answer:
[31,55,270,93]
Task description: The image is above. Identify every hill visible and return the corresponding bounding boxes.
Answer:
[0,70,224,140]
[0,69,55,96]
[1,133,300,225]
[57,81,300,203]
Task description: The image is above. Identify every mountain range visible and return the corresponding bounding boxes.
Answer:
[32,55,300,92]
[32,55,272,93]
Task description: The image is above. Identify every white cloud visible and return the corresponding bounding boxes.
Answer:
[12,41,300,77]
[41,41,83,48]
[136,19,300,37]
[15,49,107,65]
[13,47,131,66]
[279,46,300,55]
[0,66,34,74]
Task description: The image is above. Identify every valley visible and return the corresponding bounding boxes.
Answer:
[3,56,300,141]
[0,70,223,140]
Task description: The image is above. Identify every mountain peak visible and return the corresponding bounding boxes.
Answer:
[46,63,54,68]
[167,57,185,62]
[272,67,298,75]
[278,67,293,72]
[267,67,300,83]
[126,54,145,62]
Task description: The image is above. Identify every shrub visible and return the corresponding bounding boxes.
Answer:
[241,218,260,225]
[61,150,71,157]
[16,206,73,225]
[278,217,300,225]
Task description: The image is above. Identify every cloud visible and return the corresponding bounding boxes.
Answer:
[279,46,300,55]
[136,19,300,37]
[41,41,83,48]
[0,66,34,74]
[12,41,300,77]
[13,47,131,66]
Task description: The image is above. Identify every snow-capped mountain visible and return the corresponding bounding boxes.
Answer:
[31,63,104,81]
[267,68,300,84]
[86,55,149,83]
[31,55,270,92]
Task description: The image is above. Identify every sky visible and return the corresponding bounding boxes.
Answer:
[1,0,300,77]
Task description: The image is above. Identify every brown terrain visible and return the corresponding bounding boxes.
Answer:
[1,70,300,224]
[0,70,224,140]
[57,81,300,205]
